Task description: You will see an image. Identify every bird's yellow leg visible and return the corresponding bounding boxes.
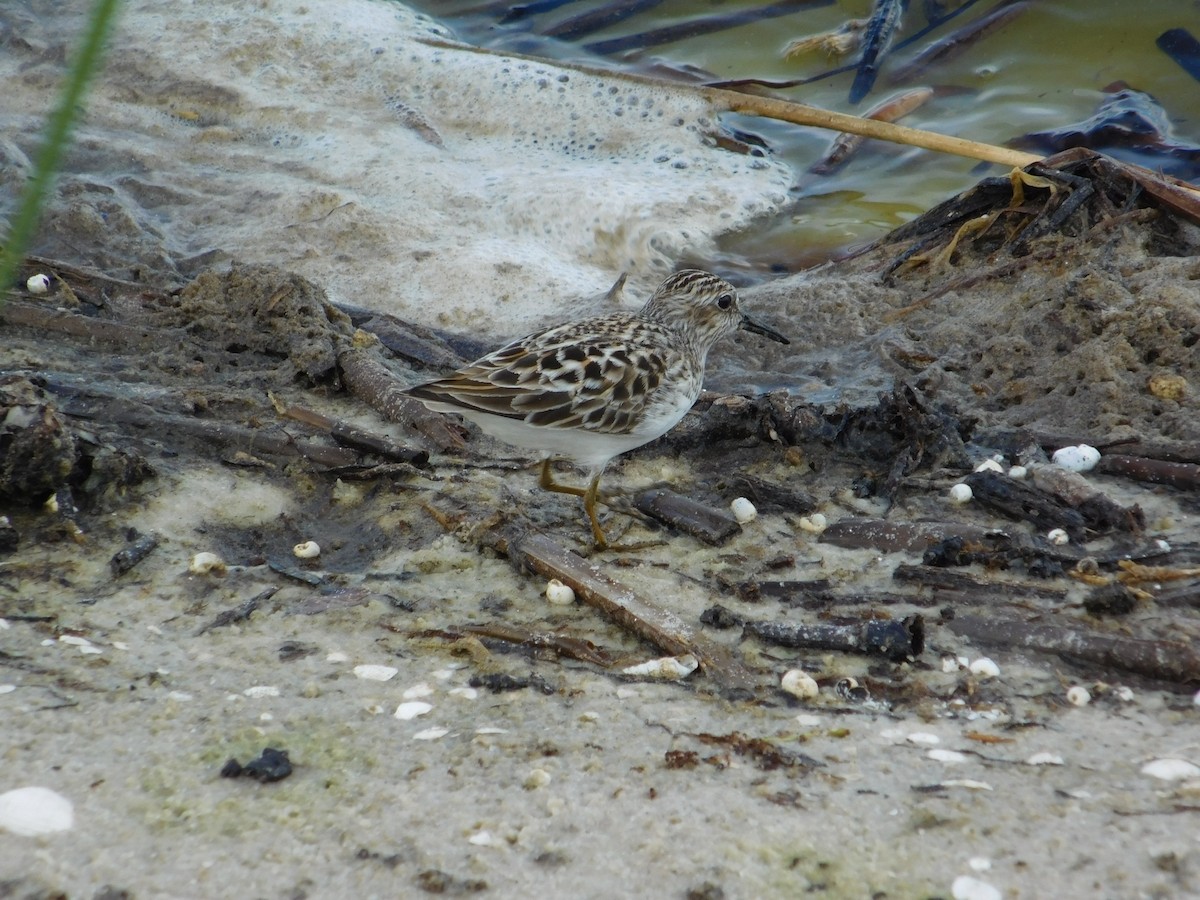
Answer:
[583,474,609,550]
[539,459,588,497]
[539,461,609,548]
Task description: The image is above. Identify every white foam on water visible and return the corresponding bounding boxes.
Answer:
[4,0,792,335]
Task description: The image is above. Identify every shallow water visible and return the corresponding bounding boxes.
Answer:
[412,0,1200,272]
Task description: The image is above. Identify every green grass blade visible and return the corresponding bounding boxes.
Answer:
[0,0,122,303]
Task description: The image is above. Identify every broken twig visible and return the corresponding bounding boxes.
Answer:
[478,523,755,694]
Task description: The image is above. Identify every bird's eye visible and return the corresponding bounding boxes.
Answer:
[716,293,734,310]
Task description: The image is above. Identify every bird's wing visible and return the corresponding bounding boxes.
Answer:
[407,319,676,435]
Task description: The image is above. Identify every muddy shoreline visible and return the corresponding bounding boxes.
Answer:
[4,144,1200,897]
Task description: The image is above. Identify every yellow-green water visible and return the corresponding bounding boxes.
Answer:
[409,0,1200,273]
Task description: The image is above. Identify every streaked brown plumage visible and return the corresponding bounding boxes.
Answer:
[405,270,788,547]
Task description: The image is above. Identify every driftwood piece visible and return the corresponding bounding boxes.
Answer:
[195,587,279,635]
[820,518,999,553]
[2,300,173,349]
[964,471,1087,541]
[1035,434,1200,465]
[736,577,946,609]
[40,374,360,469]
[276,402,430,467]
[104,404,359,469]
[1026,463,1144,534]
[892,563,1069,599]
[461,623,615,667]
[1096,455,1200,491]
[711,603,924,661]
[727,474,818,515]
[633,489,741,545]
[337,344,466,453]
[334,302,472,371]
[478,523,755,694]
[945,614,1200,684]
[109,531,160,577]
[1153,581,1200,609]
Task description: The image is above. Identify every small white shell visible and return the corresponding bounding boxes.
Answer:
[927,748,968,764]
[1066,685,1091,706]
[948,483,973,504]
[25,273,51,295]
[797,513,827,534]
[968,658,1000,679]
[1047,528,1069,546]
[621,653,698,680]
[1026,752,1064,766]
[353,664,398,682]
[780,668,819,700]
[523,768,552,790]
[243,685,280,698]
[952,875,1002,900]
[730,497,757,524]
[1052,444,1100,472]
[1007,465,1028,480]
[941,779,992,791]
[412,726,449,741]
[293,540,321,559]
[188,551,227,575]
[1140,758,1200,781]
[0,786,74,836]
[973,459,1003,474]
[545,578,575,605]
[394,700,433,720]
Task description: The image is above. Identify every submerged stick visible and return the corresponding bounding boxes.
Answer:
[887,0,1029,85]
[808,87,934,176]
[849,0,904,104]
[542,0,665,41]
[583,0,832,55]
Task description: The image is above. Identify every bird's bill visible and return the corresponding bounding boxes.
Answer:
[740,313,789,345]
